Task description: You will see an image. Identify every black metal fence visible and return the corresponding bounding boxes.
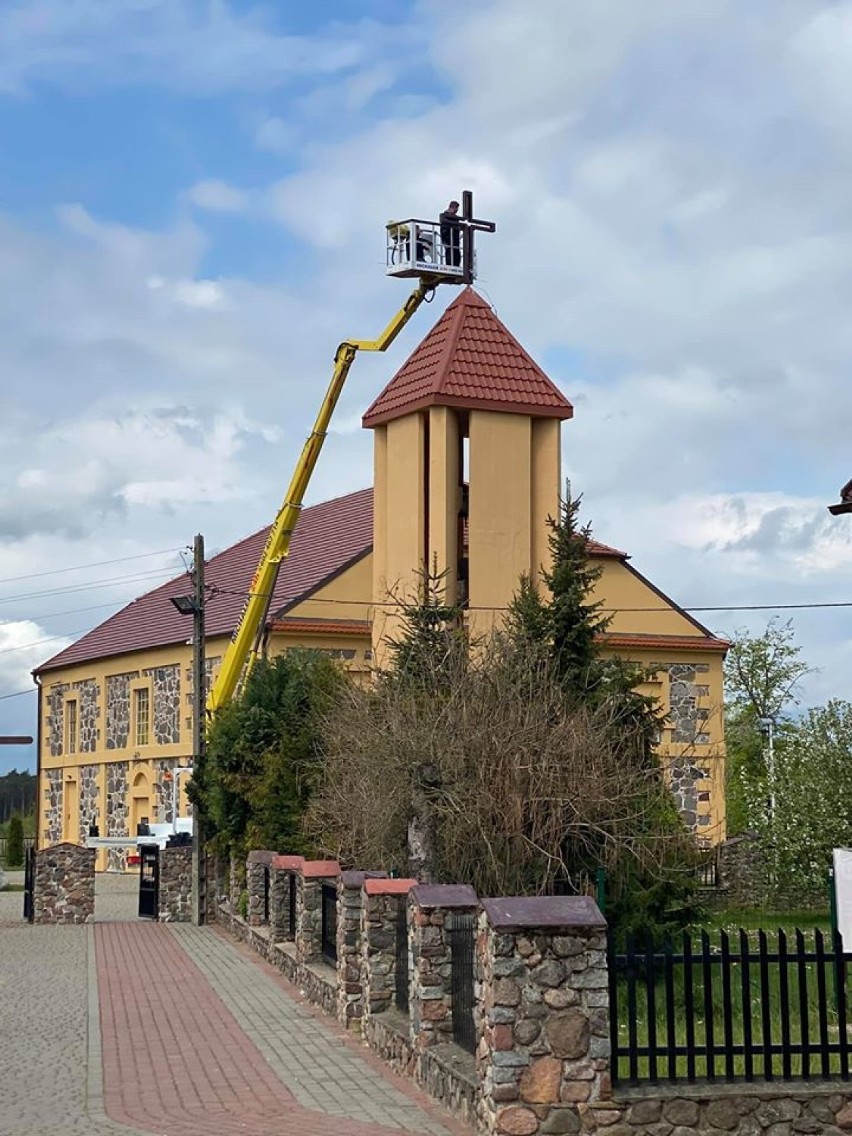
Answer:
[448,911,476,1053]
[288,872,297,938]
[609,929,852,1086]
[695,852,719,889]
[395,898,409,1014]
[321,882,337,965]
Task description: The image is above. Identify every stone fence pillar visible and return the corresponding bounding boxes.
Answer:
[410,883,478,1050]
[33,843,96,924]
[477,896,610,1136]
[269,854,303,944]
[228,852,243,915]
[337,870,388,1028]
[362,878,418,1024]
[296,860,340,964]
[247,849,275,926]
[158,846,192,922]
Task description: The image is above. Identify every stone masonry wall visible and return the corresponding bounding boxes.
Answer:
[477,897,611,1136]
[44,769,63,844]
[77,763,100,845]
[143,664,181,744]
[269,856,302,943]
[410,884,478,1050]
[296,861,340,965]
[46,683,69,757]
[158,845,192,922]
[72,678,99,752]
[105,761,129,872]
[33,843,95,924]
[106,672,137,750]
[362,879,417,1023]
[611,1085,852,1135]
[247,850,273,926]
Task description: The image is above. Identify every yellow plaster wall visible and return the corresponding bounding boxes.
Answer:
[372,413,426,661]
[531,418,561,586]
[286,554,372,623]
[427,406,461,606]
[590,557,702,637]
[468,410,532,638]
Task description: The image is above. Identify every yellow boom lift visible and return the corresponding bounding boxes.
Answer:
[207,191,495,713]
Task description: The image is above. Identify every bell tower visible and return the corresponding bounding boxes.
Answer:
[363,287,574,655]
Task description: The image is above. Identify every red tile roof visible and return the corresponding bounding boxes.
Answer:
[35,487,719,677]
[362,287,574,427]
[598,633,730,653]
[36,488,373,674]
[587,539,627,560]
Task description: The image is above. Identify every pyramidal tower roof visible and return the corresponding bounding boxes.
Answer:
[362,287,574,428]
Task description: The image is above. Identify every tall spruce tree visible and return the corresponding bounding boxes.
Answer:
[508,493,699,942]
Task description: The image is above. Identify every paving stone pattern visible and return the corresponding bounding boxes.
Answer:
[173,923,462,1134]
[0,924,142,1136]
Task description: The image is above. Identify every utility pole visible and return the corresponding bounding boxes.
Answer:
[191,533,206,926]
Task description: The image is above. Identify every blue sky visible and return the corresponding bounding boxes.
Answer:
[3,0,852,773]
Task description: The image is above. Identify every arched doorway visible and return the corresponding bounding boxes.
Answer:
[130,770,151,838]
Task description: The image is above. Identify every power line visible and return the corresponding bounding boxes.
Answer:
[206,584,852,616]
[0,688,36,701]
[0,547,183,586]
[0,628,94,656]
[0,566,183,606]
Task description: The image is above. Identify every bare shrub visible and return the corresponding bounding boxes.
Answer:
[306,635,692,897]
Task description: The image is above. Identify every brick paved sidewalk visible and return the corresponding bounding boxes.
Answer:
[96,923,471,1136]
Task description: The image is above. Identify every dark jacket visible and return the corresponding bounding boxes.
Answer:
[440,209,462,244]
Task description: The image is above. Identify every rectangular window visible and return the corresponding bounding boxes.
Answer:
[134,688,150,747]
[65,700,78,755]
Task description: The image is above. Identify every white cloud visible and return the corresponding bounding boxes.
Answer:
[0,621,72,694]
[187,180,249,214]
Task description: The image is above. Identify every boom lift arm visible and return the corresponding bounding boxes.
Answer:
[207,277,434,713]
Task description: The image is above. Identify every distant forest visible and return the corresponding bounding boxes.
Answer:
[0,770,36,821]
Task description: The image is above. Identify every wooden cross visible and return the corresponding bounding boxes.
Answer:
[460,189,496,285]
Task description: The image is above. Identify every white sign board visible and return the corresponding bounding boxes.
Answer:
[833,849,852,949]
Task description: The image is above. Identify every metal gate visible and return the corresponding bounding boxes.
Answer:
[138,844,160,919]
[22,844,35,923]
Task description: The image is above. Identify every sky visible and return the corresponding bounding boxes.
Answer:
[2,0,852,774]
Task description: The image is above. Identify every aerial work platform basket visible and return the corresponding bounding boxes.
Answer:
[385,218,472,283]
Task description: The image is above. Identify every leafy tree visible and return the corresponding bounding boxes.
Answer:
[189,650,346,857]
[6,813,24,867]
[724,618,812,834]
[739,700,852,903]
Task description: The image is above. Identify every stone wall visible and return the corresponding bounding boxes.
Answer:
[610,1083,852,1135]
[410,884,478,1050]
[105,761,129,872]
[78,763,100,845]
[143,664,181,744]
[362,879,416,1022]
[73,678,99,752]
[33,842,95,924]
[106,672,136,750]
[44,769,63,844]
[296,860,340,965]
[158,845,192,922]
[246,850,274,926]
[46,683,69,758]
[477,896,611,1136]
[269,855,302,943]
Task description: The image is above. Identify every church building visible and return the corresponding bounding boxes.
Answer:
[34,289,728,868]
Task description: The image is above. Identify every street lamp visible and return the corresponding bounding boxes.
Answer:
[828,478,852,516]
